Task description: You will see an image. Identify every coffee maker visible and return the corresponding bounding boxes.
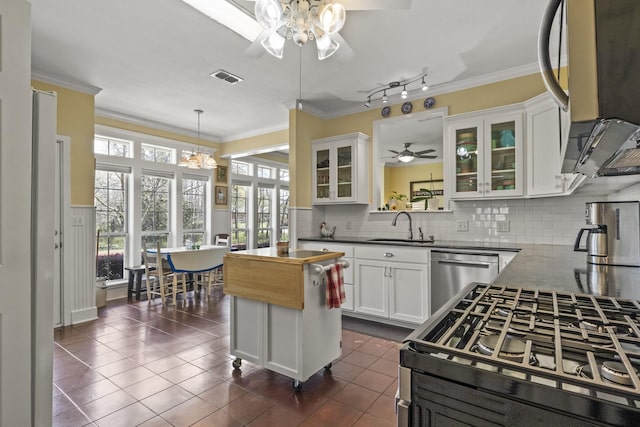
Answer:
[574,201,640,266]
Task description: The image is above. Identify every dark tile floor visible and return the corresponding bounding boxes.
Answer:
[53,287,404,426]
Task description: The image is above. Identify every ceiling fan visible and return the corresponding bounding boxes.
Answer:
[389,143,437,163]
[243,0,412,60]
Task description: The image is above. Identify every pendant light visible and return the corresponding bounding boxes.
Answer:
[179,109,217,169]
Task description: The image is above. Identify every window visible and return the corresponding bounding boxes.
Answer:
[257,165,273,179]
[95,136,131,157]
[257,185,273,247]
[231,183,250,250]
[231,160,251,176]
[94,126,214,279]
[141,174,170,249]
[182,177,206,246]
[279,187,289,242]
[229,158,288,250]
[141,143,173,163]
[94,170,128,280]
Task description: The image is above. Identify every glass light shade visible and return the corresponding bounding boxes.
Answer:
[316,34,339,60]
[382,91,388,103]
[203,154,218,169]
[398,154,414,163]
[401,87,408,99]
[254,0,283,30]
[319,2,346,34]
[261,31,285,58]
[178,156,190,167]
[187,153,201,169]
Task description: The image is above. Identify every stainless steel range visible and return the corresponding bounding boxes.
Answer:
[398,282,640,426]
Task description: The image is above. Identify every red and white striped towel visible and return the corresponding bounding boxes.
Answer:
[326,263,345,309]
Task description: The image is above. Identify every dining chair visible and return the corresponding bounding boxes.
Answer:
[143,242,187,305]
[214,233,229,247]
[181,246,228,296]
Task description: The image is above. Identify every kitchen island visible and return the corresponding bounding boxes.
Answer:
[223,247,347,390]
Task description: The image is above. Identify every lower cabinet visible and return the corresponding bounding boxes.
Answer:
[229,265,342,385]
[354,245,429,325]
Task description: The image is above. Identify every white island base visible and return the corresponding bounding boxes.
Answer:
[225,249,344,391]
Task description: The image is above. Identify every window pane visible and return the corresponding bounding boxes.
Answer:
[94,169,128,280]
[257,186,273,248]
[231,184,249,250]
[141,175,170,233]
[183,178,206,232]
[258,165,272,179]
[279,187,289,241]
[279,169,289,181]
[232,161,250,176]
[141,143,173,163]
[95,136,131,157]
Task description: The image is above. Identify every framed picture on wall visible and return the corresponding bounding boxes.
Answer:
[215,186,227,205]
[216,165,228,184]
[410,179,444,210]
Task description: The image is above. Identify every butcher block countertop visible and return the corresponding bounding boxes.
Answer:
[224,247,345,264]
[223,248,345,309]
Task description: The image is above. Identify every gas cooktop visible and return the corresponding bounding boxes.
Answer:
[401,283,640,425]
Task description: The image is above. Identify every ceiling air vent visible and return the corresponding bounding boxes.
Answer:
[210,69,243,85]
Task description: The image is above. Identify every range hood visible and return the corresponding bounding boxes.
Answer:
[539,0,640,182]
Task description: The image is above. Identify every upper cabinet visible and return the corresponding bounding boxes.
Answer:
[445,106,524,199]
[312,132,369,205]
[525,93,581,197]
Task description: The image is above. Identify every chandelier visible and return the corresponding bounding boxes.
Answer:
[255,0,346,60]
[178,109,217,169]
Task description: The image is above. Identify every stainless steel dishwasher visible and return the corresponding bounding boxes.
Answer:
[430,251,499,314]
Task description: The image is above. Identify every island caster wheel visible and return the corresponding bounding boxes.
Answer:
[324,362,332,372]
[232,358,242,369]
[293,379,302,391]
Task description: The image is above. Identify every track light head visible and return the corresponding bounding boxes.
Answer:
[382,90,388,104]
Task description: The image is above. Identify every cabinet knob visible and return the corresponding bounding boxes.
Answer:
[384,252,394,258]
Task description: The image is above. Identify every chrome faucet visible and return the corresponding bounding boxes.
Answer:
[391,211,413,240]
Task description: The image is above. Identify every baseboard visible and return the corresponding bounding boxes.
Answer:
[71,307,97,325]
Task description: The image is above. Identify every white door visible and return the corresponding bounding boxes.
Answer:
[0,0,35,425]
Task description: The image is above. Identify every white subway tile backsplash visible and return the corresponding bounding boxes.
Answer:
[300,191,640,246]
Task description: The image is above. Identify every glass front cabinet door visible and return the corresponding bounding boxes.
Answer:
[447,109,523,199]
[312,132,369,205]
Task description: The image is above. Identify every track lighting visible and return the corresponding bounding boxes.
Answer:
[421,76,429,91]
[364,72,428,108]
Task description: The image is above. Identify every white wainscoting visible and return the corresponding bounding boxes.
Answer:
[66,206,97,325]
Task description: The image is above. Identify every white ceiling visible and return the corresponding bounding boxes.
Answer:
[30,0,557,144]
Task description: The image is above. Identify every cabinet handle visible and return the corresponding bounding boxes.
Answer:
[384,252,394,258]
[321,248,329,252]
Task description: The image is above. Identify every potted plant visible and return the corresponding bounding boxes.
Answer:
[388,191,408,210]
[412,188,439,211]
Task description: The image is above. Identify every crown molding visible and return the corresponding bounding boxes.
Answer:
[95,107,222,142]
[31,69,102,95]
[221,122,289,143]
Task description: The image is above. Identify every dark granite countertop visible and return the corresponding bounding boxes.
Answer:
[298,236,640,300]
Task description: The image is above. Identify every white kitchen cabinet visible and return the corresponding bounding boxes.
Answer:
[354,245,429,325]
[525,93,578,197]
[445,106,524,199]
[298,242,354,311]
[312,132,369,205]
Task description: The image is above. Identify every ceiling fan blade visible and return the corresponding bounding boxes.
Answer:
[388,149,399,154]
[414,149,435,155]
[340,0,412,10]
[417,155,438,159]
[243,29,270,58]
[330,33,355,62]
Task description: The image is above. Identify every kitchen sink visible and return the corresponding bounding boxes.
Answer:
[367,238,435,244]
